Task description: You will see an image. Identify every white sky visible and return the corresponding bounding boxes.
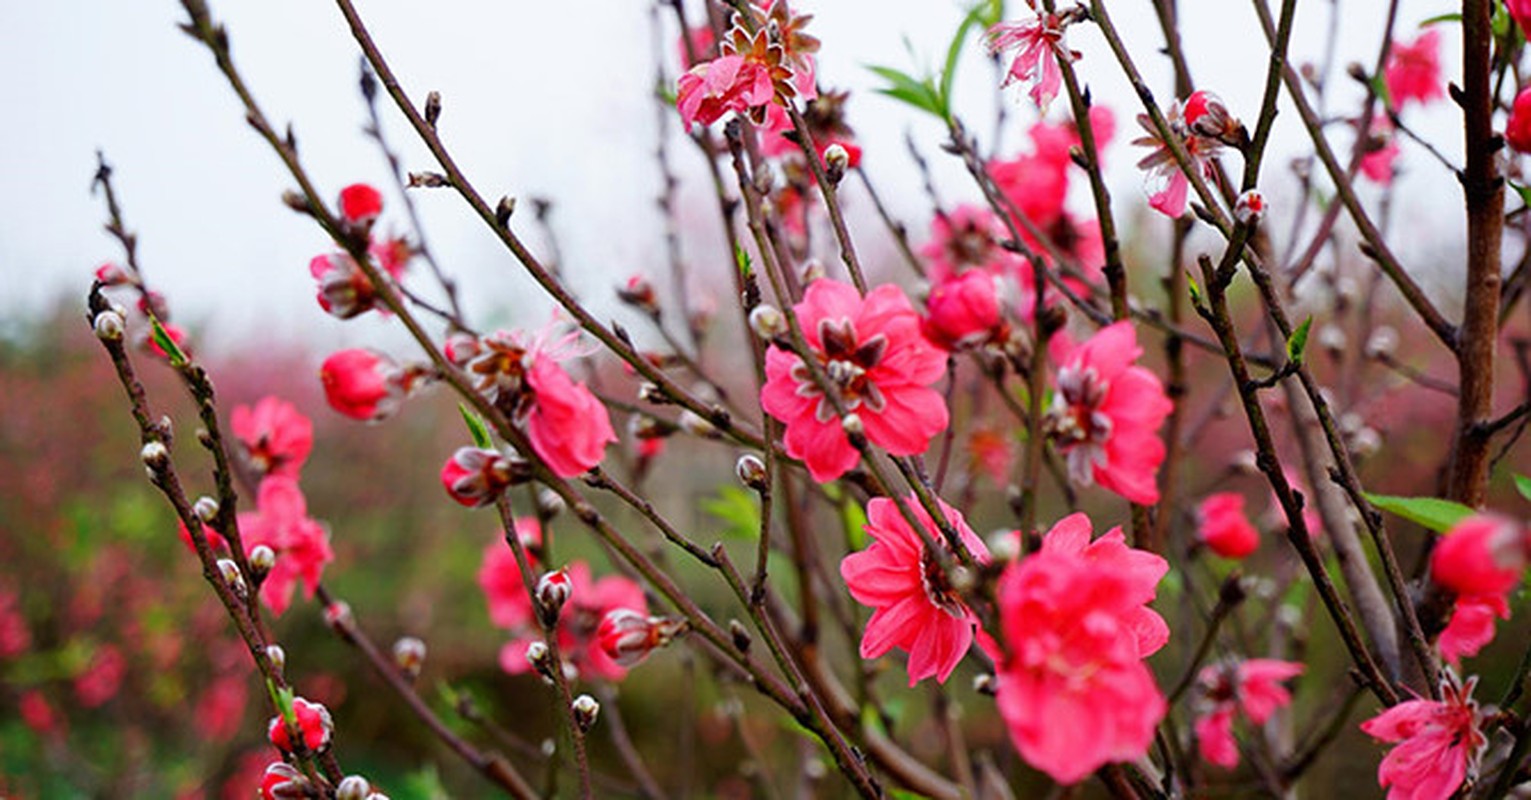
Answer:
[0,0,1464,353]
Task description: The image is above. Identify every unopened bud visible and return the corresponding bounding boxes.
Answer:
[249,544,277,577]
[197,427,215,449]
[1234,189,1266,225]
[281,189,312,214]
[336,776,372,800]
[217,558,246,597]
[973,673,998,696]
[392,636,427,679]
[526,640,552,675]
[366,794,391,800]
[93,310,125,341]
[1230,449,1260,474]
[748,304,787,340]
[324,600,353,630]
[596,609,688,668]
[617,275,659,314]
[753,162,775,195]
[193,495,220,523]
[536,570,573,627]
[729,619,752,652]
[800,258,826,285]
[140,441,170,472]
[735,454,768,491]
[265,644,286,673]
[424,90,442,127]
[407,171,449,188]
[986,530,1021,562]
[678,410,720,439]
[571,694,600,733]
[495,196,516,228]
[261,762,308,799]
[823,144,850,185]
[536,488,566,519]
[841,413,864,438]
[1365,326,1398,359]
[637,382,668,404]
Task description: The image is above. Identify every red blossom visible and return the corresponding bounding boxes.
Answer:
[239,476,333,616]
[337,183,383,226]
[1385,29,1445,110]
[921,270,1004,351]
[1507,87,1531,154]
[230,396,313,479]
[1197,492,1260,559]
[320,348,407,422]
[1360,677,1485,800]
[267,696,332,754]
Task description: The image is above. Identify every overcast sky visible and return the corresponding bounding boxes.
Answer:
[0,0,1461,354]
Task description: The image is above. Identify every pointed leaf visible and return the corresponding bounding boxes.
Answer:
[1514,473,1531,503]
[149,316,188,367]
[1286,316,1313,365]
[458,404,493,450]
[1364,493,1475,534]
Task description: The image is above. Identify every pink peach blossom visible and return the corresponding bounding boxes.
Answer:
[1510,0,1531,41]
[920,204,1023,283]
[309,252,379,320]
[921,270,1004,351]
[239,476,333,616]
[1509,87,1531,154]
[478,518,543,630]
[840,494,990,686]
[523,356,616,477]
[1360,677,1485,800]
[498,562,648,681]
[1193,658,1305,768]
[1194,705,1240,768]
[990,514,1168,784]
[267,696,332,753]
[1359,124,1401,185]
[1430,514,1528,597]
[1438,594,1509,664]
[1385,30,1445,110]
[1197,492,1260,559]
[338,183,383,225]
[676,55,775,131]
[1133,96,1221,219]
[760,279,949,481]
[440,446,514,507]
[986,11,1077,110]
[320,348,407,422]
[230,396,313,479]
[1046,322,1173,504]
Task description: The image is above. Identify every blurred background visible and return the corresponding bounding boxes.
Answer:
[2,0,1525,798]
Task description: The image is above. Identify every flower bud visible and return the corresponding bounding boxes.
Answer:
[392,636,427,680]
[525,640,553,676]
[193,496,220,523]
[310,253,379,320]
[973,673,998,696]
[1364,326,1398,360]
[596,609,687,668]
[321,349,408,422]
[571,694,600,733]
[440,446,514,507]
[729,618,752,652]
[922,271,1002,351]
[260,762,308,800]
[93,310,125,341]
[1317,323,1346,356]
[249,545,277,577]
[841,413,864,438]
[443,331,481,367]
[1230,449,1259,474]
[336,776,372,800]
[678,410,720,439]
[735,454,768,491]
[265,644,286,674]
[537,488,566,519]
[637,382,668,404]
[324,600,353,630]
[823,143,850,185]
[800,258,826,285]
[94,262,136,287]
[267,696,333,754]
[617,275,660,315]
[140,441,170,472]
[217,558,247,598]
[536,569,573,627]
[1234,189,1266,225]
[338,183,384,226]
[366,794,391,800]
[748,304,787,340]
[753,162,775,195]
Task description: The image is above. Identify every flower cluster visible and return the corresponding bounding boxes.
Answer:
[308,183,414,320]
[675,1,817,131]
[1430,514,1529,663]
[1193,658,1303,768]
[1132,90,1241,219]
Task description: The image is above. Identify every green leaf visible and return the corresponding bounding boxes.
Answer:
[702,486,760,540]
[1493,1,1511,39]
[734,244,753,277]
[1364,493,1475,534]
[1419,11,1463,26]
[1286,316,1313,365]
[149,316,187,367]
[937,2,998,121]
[1514,473,1531,502]
[1368,72,1393,110]
[841,497,869,551]
[867,65,946,118]
[1510,180,1531,210]
[458,403,493,449]
[1186,273,1205,309]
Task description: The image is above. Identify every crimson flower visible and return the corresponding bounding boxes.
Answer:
[1046,321,1173,504]
[1438,594,1509,664]
[1385,29,1445,110]
[267,696,332,754]
[1430,514,1528,597]
[1197,492,1260,559]
[760,279,949,482]
[319,348,411,422]
[922,270,1004,351]
[1360,676,1485,800]
[230,396,313,479]
[989,513,1168,784]
[478,518,543,630]
[338,183,383,226]
[1194,658,1304,768]
[239,476,333,616]
[840,494,990,686]
[1507,87,1531,154]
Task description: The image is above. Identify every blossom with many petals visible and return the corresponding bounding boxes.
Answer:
[320,348,412,422]
[1360,677,1485,800]
[840,494,990,686]
[989,513,1168,784]
[1507,87,1531,154]
[239,476,333,616]
[231,396,313,479]
[1194,658,1304,768]
[1197,493,1260,559]
[1046,322,1173,504]
[760,279,949,481]
[986,9,1079,110]
[676,54,776,131]
[922,270,1004,351]
[920,204,1023,284]
[1385,29,1445,110]
[1132,93,1226,219]
[267,696,333,754]
[1430,514,1528,597]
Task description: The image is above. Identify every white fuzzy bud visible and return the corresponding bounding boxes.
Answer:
[800,258,826,285]
[748,304,787,340]
[336,776,372,800]
[823,144,850,184]
[392,637,427,679]
[216,558,247,597]
[841,413,864,437]
[193,496,219,523]
[571,694,600,733]
[1234,189,1266,225]
[140,441,170,472]
[1365,326,1398,360]
[265,644,286,673]
[678,410,720,439]
[735,454,768,490]
[94,310,126,341]
[249,545,276,575]
[1317,323,1347,355]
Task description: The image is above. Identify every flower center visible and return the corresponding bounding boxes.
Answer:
[791,318,889,422]
[920,547,967,618]
[1045,365,1114,486]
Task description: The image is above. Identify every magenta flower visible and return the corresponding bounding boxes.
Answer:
[1430,514,1528,597]
[1359,123,1401,185]
[676,54,775,131]
[1197,492,1260,559]
[1385,29,1445,110]
[990,514,1168,784]
[921,270,1004,351]
[1046,322,1173,504]
[760,279,949,482]
[337,183,383,226]
[1360,677,1486,800]
[986,10,1078,110]
[1508,87,1531,154]
[230,396,313,479]
[1438,594,1509,664]
[920,204,1023,284]
[320,348,410,422]
[1511,0,1531,41]
[497,562,649,682]
[1132,95,1222,219]
[478,518,543,630]
[267,696,332,754]
[440,446,514,507]
[239,476,333,616]
[1194,658,1304,769]
[840,494,990,686]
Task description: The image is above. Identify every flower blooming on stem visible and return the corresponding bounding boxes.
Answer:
[1197,493,1260,559]
[760,279,949,482]
[986,6,1082,110]
[478,518,543,629]
[1045,321,1173,504]
[1359,121,1401,185]
[921,270,1004,351]
[464,326,616,477]
[487,549,650,681]
[1360,676,1486,800]
[988,513,1168,784]
[267,696,333,754]
[840,494,991,686]
[1511,0,1531,39]
[309,253,380,320]
[230,396,313,479]
[1384,29,1444,110]
[1507,87,1531,154]
[1193,658,1304,768]
[1429,514,1529,597]
[920,204,1023,283]
[239,476,333,616]
[1438,593,1509,664]
[320,348,415,422]
[439,446,516,507]
[260,762,307,800]
[338,183,383,227]
[1132,91,1229,219]
[674,2,814,131]
[596,609,688,668]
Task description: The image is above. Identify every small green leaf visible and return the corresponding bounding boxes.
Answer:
[1368,73,1393,109]
[1419,11,1463,26]
[1286,316,1313,365]
[1510,180,1531,209]
[458,403,493,450]
[149,316,187,367]
[841,497,869,551]
[1493,1,1511,39]
[867,64,946,118]
[702,486,760,540]
[1514,473,1531,502]
[734,244,753,277]
[1365,493,1475,534]
[1187,273,1205,308]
